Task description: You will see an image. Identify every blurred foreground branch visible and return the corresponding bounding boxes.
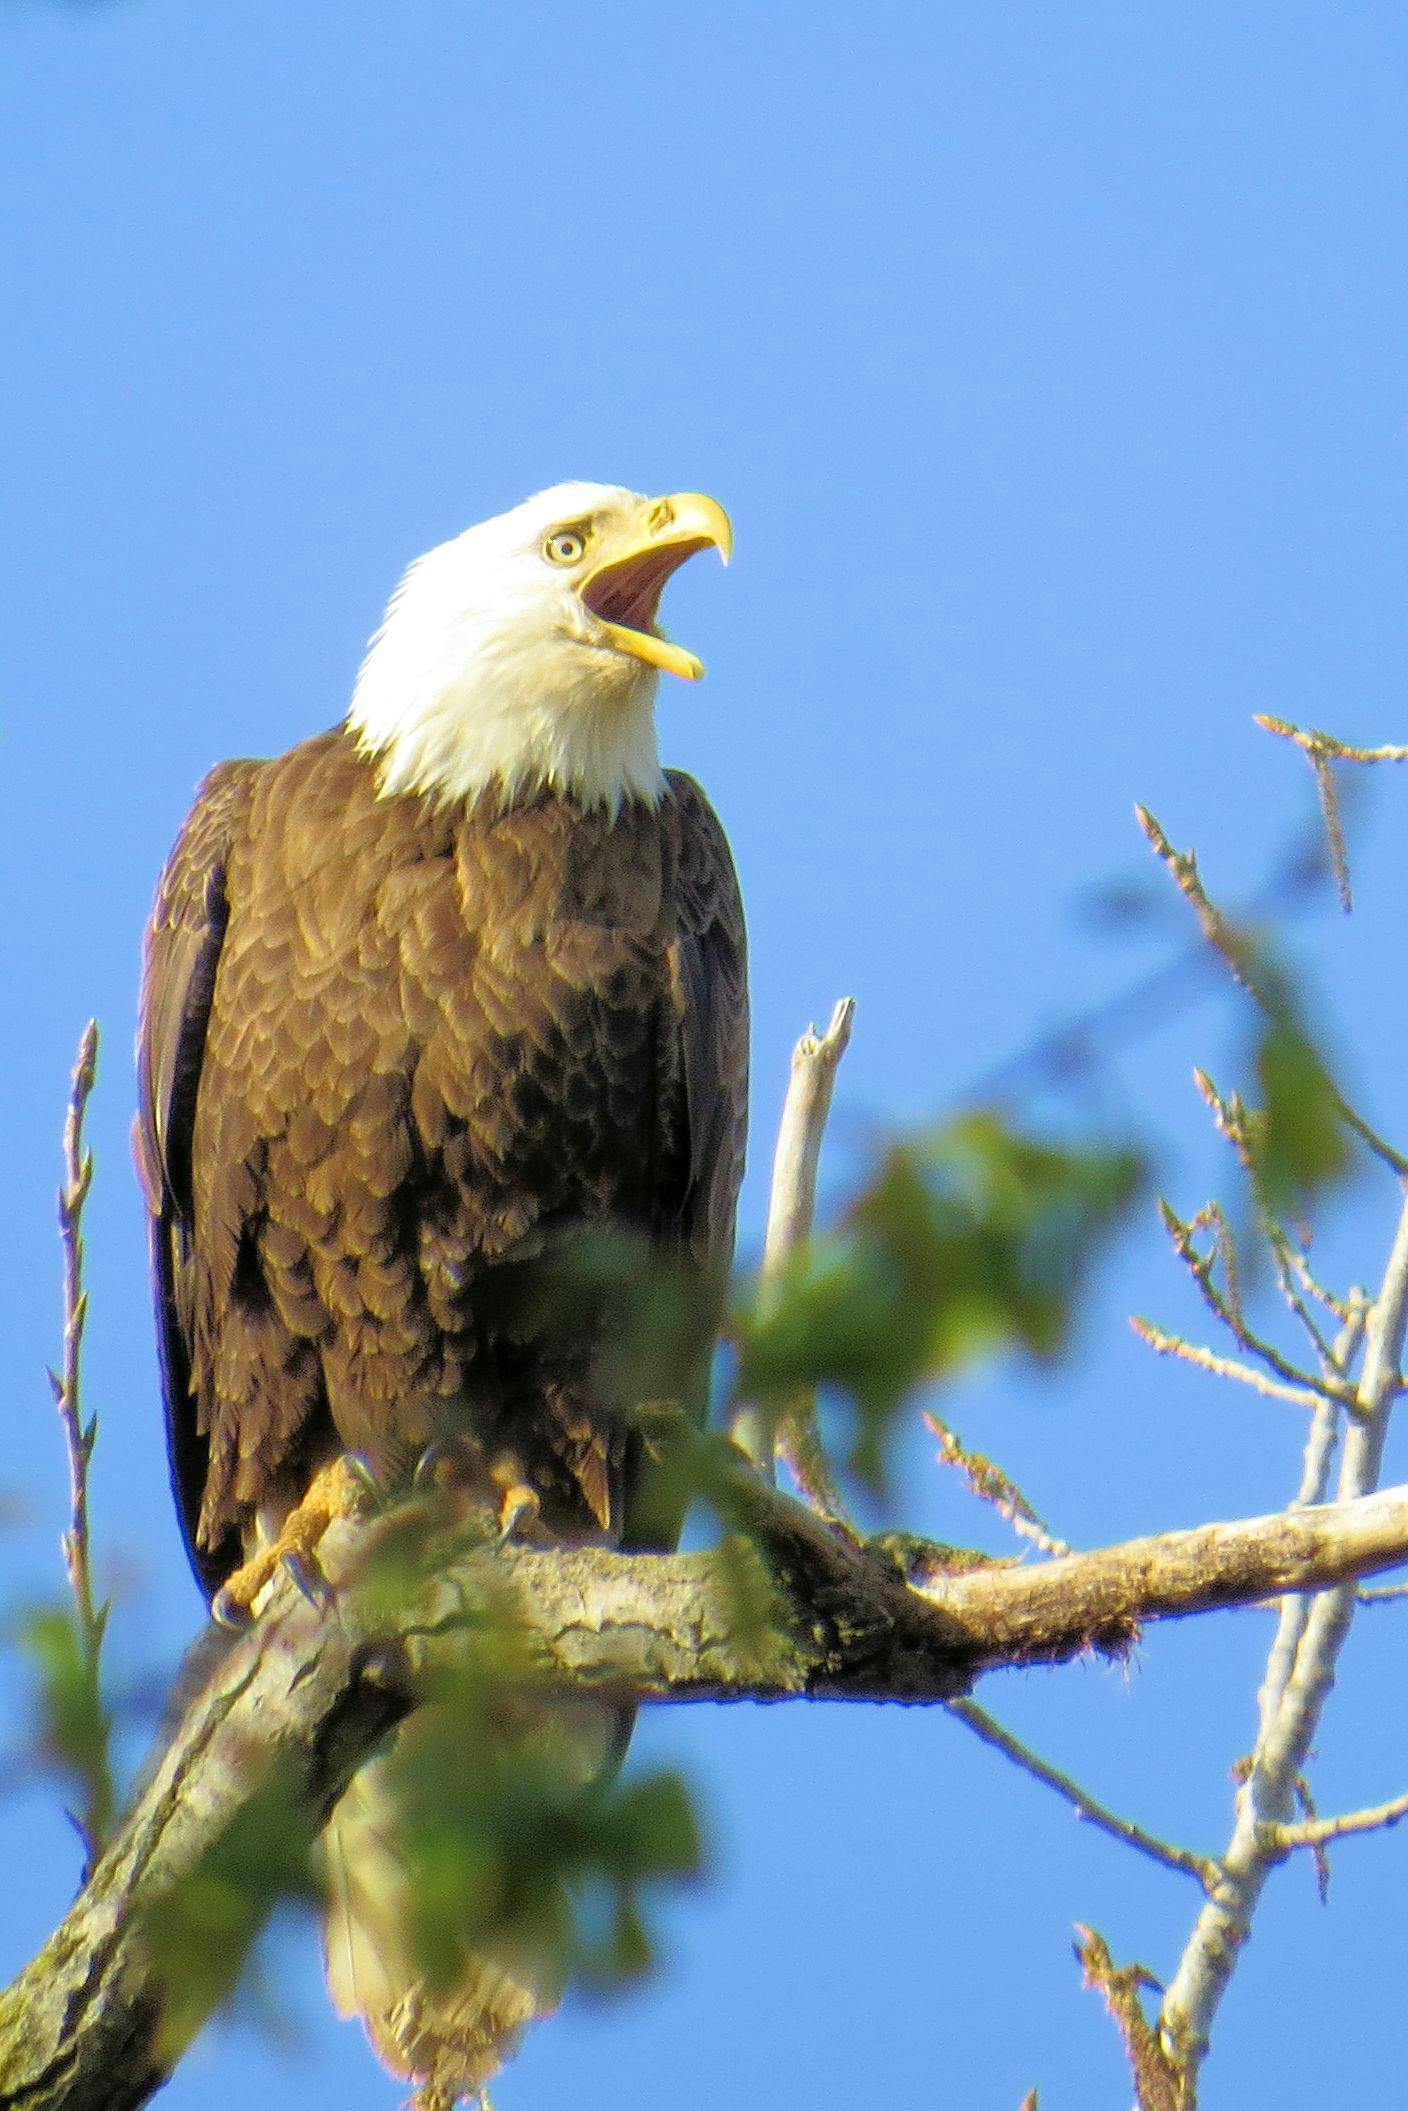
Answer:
[5,1469,1408,2111]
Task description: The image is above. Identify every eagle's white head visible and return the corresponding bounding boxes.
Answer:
[347,481,731,813]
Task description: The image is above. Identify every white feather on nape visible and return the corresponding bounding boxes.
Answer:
[347,484,668,816]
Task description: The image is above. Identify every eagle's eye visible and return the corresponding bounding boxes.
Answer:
[544,528,588,566]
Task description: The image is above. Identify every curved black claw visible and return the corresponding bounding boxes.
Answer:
[282,1548,334,1613]
[344,1452,387,1504]
[413,1434,487,1492]
[211,1584,255,1632]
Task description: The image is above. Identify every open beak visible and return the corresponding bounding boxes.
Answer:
[578,492,732,681]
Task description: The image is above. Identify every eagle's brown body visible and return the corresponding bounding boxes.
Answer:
[136,726,747,1596]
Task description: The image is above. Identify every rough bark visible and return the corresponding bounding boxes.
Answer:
[4,1472,1408,2111]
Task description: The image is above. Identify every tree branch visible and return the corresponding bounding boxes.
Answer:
[7,1469,1408,2110]
[1158,1181,1408,2085]
[945,1700,1217,1888]
[730,996,855,1513]
[1273,1787,1408,1851]
[45,1021,113,1864]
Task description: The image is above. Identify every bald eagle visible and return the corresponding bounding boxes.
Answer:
[135,484,748,2099]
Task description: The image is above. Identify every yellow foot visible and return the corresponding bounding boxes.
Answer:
[211,1454,370,1628]
[495,1480,542,1541]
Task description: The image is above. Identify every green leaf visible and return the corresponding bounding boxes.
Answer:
[141,1764,317,2059]
[17,1600,114,1856]
[736,1115,1143,1490]
[1250,1014,1349,1211]
[372,1662,703,2003]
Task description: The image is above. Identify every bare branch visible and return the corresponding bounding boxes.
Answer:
[1129,1317,1329,1413]
[1159,1181,1408,2086]
[1154,1199,1357,1406]
[1254,1301,1363,1745]
[1076,1925,1189,2111]
[1254,714,1408,766]
[7,1468,1408,2108]
[1147,810,1408,1178]
[946,1699,1216,1888]
[45,1020,112,1866]
[730,998,855,1518]
[1136,807,1262,1001]
[1271,1236,1354,1326]
[1309,749,1352,913]
[926,1415,1071,1558]
[1254,718,1357,911]
[1254,1396,1343,1751]
[1275,1788,1408,1851]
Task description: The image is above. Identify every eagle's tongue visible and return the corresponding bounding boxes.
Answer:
[580,537,714,638]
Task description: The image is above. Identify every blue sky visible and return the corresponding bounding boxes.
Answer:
[4,2,1408,2104]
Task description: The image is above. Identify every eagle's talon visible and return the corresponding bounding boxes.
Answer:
[207,1455,366,1628]
[414,1434,488,1493]
[344,1452,386,1503]
[211,1583,255,1631]
[497,1481,542,1542]
[282,1548,333,1611]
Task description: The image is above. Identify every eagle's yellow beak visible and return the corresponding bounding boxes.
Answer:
[579,492,732,682]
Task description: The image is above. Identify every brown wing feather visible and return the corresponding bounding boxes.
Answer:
[618,771,748,1554]
[139,741,747,1592]
[663,769,749,1271]
[136,759,260,1596]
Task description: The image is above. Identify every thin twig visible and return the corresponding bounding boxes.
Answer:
[1148,809,1408,1178]
[1355,1579,1408,1605]
[1254,715,1408,766]
[947,1699,1217,1888]
[1308,750,1352,913]
[1271,1234,1353,1325]
[1155,1200,1357,1407]
[1341,1104,1408,1177]
[1198,1009,1408,1183]
[1076,1925,1189,2111]
[1191,1072,1253,1173]
[926,1416,1071,1558]
[1274,1788,1408,1851]
[1293,1775,1332,1902]
[46,1022,112,1864]
[730,998,855,1517]
[1267,1237,1345,1369]
[1136,808,1263,1001]
[1256,719,1357,912]
[1129,1318,1329,1413]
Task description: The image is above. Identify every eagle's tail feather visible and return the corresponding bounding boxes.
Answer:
[319,1699,619,2106]
[320,1750,549,2104]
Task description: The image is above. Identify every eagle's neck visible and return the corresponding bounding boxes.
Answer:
[346,595,666,817]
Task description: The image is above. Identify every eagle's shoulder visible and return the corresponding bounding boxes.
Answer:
[147,757,261,932]
[660,769,743,925]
